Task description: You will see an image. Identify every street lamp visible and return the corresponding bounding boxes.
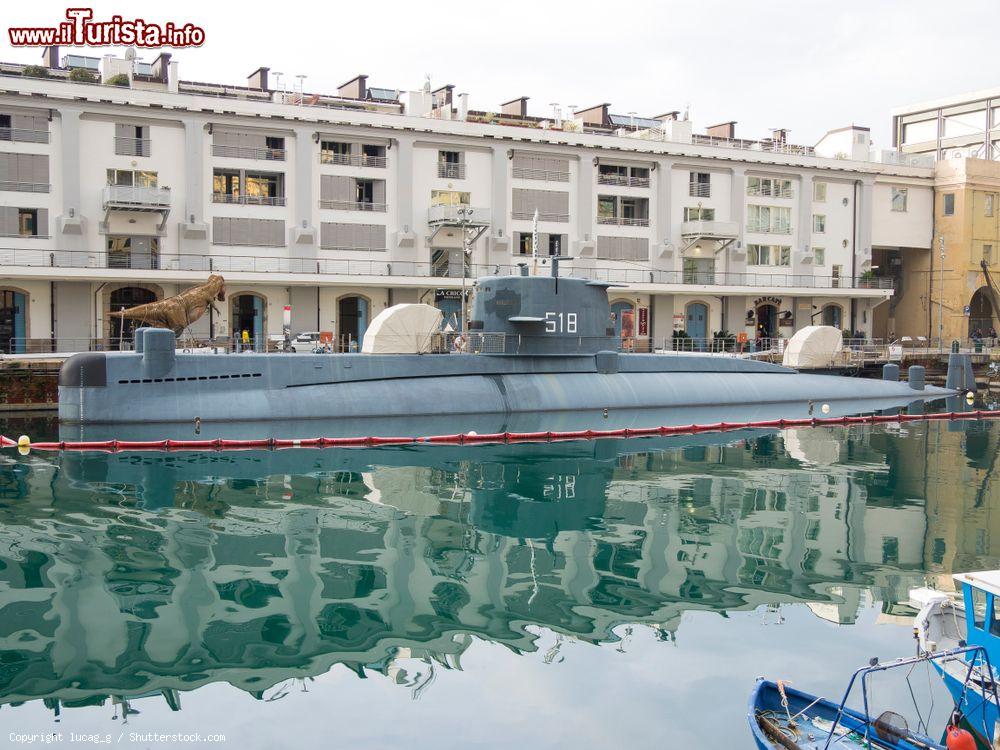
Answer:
[457,207,475,334]
[295,74,307,106]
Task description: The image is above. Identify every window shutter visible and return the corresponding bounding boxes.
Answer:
[0,207,14,236]
[0,154,11,184]
[373,180,386,205]
[212,217,230,245]
[37,208,48,236]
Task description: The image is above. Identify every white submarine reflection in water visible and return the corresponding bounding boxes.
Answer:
[57,261,957,426]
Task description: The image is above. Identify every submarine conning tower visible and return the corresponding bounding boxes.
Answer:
[469,259,620,355]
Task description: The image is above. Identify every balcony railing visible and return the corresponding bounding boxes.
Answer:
[212,144,286,161]
[746,221,792,234]
[438,163,466,179]
[747,185,793,199]
[513,166,571,182]
[320,153,387,168]
[0,181,50,193]
[511,210,569,222]
[0,127,50,144]
[103,184,171,208]
[597,173,650,188]
[596,215,650,227]
[114,137,151,157]
[680,220,739,238]
[318,199,387,212]
[427,205,491,225]
[212,193,286,206]
[688,182,711,198]
[0,246,895,290]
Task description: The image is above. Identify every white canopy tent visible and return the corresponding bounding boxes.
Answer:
[781,326,844,369]
[361,304,443,354]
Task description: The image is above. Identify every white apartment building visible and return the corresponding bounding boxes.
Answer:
[0,47,934,353]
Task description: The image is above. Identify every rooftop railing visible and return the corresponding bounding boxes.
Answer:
[211,144,286,161]
[0,127,50,144]
[0,246,894,289]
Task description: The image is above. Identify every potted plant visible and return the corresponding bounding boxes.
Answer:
[68,67,98,83]
[712,330,736,353]
[22,65,49,79]
[672,330,693,352]
[105,73,130,87]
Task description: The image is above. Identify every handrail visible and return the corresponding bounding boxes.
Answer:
[318,199,387,212]
[688,182,711,198]
[746,221,792,234]
[596,216,650,227]
[597,173,650,188]
[512,211,569,222]
[746,185,793,199]
[320,153,387,168]
[212,193,286,206]
[103,184,171,206]
[437,163,466,179]
[114,137,151,157]
[0,246,895,289]
[212,144,286,161]
[0,127,50,144]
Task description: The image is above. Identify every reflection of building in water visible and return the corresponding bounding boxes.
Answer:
[0,423,983,713]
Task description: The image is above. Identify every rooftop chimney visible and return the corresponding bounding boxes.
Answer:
[151,52,172,84]
[432,85,455,108]
[575,103,611,127]
[501,96,529,118]
[247,67,270,91]
[705,121,737,139]
[42,45,60,69]
[337,74,368,100]
[771,128,788,144]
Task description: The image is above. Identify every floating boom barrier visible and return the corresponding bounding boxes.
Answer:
[3,410,1000,453]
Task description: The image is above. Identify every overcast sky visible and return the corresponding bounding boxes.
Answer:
[3,0,997,148]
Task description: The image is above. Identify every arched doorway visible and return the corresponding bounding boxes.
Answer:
[110,286,157,349]
[610,300,633,343]
[338,296,369,351]
[969,287,996,337]
[0,289,26,353]
[821,304,843,329]
[231,294,266,348]
[755,304,778,341]
[686,302,708,349]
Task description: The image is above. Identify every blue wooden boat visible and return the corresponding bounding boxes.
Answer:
[749,647,996,749]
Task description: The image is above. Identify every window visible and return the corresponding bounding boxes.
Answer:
[245,172,282,201]
[106,169,157,187]
[891,187,908,212]
[985,244,993,265]
[320,141,351,164]
[990,595,1000,637]
[813,182,827,202]
[813,247,825,266]
[747,177,792,198]
[747,244,791,267]
[597,196,616,219]
[689,172,710,197]
[881,537,899,564]
[430,189,469,206]
[355,179,375,206]
[264,136,285,155]
[813,214,826,233]
[972,587,988,630]
[987,194,995,217]
[943,193,955,216]
[18,208,38,236]
[517,233,533,255]
[438,150,464,178]
[684,206,716,221]
[213,170,240,198]
[747,205,791,233]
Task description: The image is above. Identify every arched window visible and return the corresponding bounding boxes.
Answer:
[821,304,843,328]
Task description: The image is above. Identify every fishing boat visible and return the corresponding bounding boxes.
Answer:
[911,571,1000,745]
[749,647,997,749]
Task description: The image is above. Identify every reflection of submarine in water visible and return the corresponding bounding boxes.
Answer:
[0,424,943,715]
[58,262,954,426]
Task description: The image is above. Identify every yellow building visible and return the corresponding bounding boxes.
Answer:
[894,158,1000,341]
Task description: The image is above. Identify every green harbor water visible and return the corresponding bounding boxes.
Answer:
[0,414,998,748]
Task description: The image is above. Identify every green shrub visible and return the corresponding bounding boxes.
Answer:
[68,67,97,83]
[105,73,130,87]
[22,65,50,78]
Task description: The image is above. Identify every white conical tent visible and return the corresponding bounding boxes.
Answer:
[781,325,844,369]
[361,304,443,354]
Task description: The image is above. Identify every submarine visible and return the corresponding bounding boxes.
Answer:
[58,259,955,426]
